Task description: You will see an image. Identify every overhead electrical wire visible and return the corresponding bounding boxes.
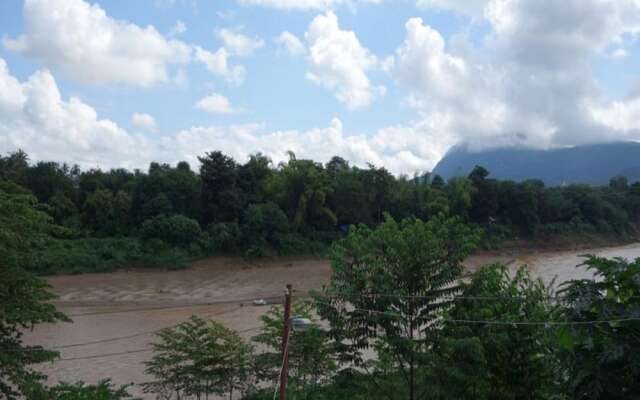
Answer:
[10,290,638,361]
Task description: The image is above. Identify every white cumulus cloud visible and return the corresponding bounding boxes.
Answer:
[385,0,640,154]
[158,117,450,173]
[3,0,191,87]
[195,93,242,114]
[416,0,491,18]
[217,29,265,57]
[305,11,385,110]
[0,57,449,174]
[169,20,187,36]
[275,31,306,55]
[237,0,382,11]
[0,59,153,169]
[131,112,158,132]
[195,47,246,85]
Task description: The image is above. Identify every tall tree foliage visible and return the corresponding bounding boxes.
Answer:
[83,188,131,236]
[144,316,253,400]
[0,150,29,188]
[199,151,242,224]
[252,302,336,394]
[435,264,558,400]
[0,181,68,398]
[362,165,394,224]
[268,153,337,230]
[316,215,480,400]
[558,256,640,399]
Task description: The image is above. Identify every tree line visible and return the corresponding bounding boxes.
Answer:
[1,149,639,274]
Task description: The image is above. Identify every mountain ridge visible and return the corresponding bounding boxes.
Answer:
[432,142,640,186]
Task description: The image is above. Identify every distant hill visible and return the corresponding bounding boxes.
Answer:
[432,142,640,186]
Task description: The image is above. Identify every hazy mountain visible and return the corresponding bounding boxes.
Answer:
[432,142,640,186]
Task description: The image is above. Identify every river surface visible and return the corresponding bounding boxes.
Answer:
[24,243,640,399]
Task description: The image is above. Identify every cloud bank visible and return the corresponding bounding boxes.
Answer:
[0,58,442,174]
[2,0,640,175]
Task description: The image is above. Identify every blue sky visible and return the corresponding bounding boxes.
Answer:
[0,0,639,174]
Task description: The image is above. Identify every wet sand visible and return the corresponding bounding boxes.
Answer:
[24,244,640,399]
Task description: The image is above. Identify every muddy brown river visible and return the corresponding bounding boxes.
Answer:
[24,244,640,399]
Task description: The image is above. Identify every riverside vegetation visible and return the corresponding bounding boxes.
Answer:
[1,149,640,274]
[1,150,640,399]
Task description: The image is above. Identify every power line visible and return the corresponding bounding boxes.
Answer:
[64,294,285,317]
[443,317,640,326]
[238,325,263,334]
[54,326,265,362]
[11,307,259,354]
[53,306,244,349]
[314,300,640,327]
[311,292,630,302]
[60,291,638,319]
[11,292,638,357]
[56,348,152,362]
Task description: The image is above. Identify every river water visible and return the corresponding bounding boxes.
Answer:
[24,243,640,399]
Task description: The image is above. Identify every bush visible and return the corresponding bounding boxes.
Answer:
[272,232,325,255]
[481,223,513,249]
[140,214,202,248]
[30,237,190,275]
[241,202,290,256]
[27,380,135,400]
[207,222,241,252]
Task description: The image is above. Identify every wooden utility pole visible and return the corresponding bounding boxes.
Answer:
[279,284,293,400]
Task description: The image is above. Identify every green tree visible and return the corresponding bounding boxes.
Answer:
[48,191,80,227]
[78,168,135,206]
[446,176,475,220]
[558,256,640,399]
[144,316,253,400]
[140,214,202,248]
[199,151,242,224]
[316,215,480,400]
[497,180,542,234]
[609,176,629,192]
[207,222,242,253]
[140,193,173,221]
[436,264,558,400]
[239,153,272,205]
[0,183,69,399]
[0,150,29,187]
[26,161,78,204]
[327,165,373,227]
[362,164,394,224]
[241,202,290,255]
[131,162,200,224]
[83,189,131,236]
[268,153,337,230]
[468,166,498,223]
[252,302,336,394]
[389,176,423,222]
[431,175,445,190]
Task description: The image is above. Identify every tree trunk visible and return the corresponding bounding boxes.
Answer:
[409,302,415,400]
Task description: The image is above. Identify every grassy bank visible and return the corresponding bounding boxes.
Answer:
[28,228,638,277]
[30,238,191,275]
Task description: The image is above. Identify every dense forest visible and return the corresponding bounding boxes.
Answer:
[1,149,640,274]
